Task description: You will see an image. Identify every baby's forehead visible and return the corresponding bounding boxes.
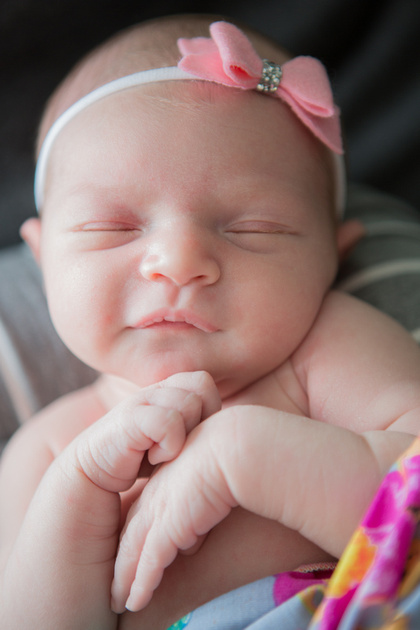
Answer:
[54,80,317,153]
[46,82,335,215]
[52,81,297,157]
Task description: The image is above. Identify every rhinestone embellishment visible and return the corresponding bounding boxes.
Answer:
[256,60,282,93]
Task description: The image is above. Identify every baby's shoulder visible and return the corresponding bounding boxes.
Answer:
[9,381,105,458]
[290,290,385,388]
[292,290,420,428]
[302,289,402,348]
[315,289,378,323]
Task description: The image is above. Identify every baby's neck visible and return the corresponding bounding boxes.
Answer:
[93,374,143,411]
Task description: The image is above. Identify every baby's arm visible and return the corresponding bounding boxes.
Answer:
[112,292,420,612]
[0,372,220,630]
[112,406,415,614]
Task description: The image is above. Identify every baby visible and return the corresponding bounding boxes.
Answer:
[1,13,420,630]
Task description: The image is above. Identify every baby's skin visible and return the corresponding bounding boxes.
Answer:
[1,292,420,630]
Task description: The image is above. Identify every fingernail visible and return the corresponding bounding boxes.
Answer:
[125,593,137,612]
[110,596,126,615]
[125,586,151,612]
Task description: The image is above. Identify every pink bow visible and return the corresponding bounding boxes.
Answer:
[178,22,343,154]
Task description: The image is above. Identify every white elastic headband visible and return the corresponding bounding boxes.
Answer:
[34,65,346,214]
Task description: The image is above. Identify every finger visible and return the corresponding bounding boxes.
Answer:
[75,406,181,493]
[111,519,146,613]
[119,477,148,527]
[151,371,222,420]
[125,526,179,612]
[111,485,159,612]
[142,405,188,464]
[179,533,208,556]
[144,388,203,434]
[112,479,182,613]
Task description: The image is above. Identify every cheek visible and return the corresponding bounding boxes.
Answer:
[42,255,121,357]
[234,246,336,354]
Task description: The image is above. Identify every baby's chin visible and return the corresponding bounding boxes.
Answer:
[95,347,253,400]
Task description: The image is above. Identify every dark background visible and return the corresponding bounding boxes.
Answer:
[2,0,420,249]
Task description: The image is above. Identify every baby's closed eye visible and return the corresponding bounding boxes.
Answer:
[80,221,141,232]
[72,220,142,250]
[226,220,299,234]
[224,220,300,251]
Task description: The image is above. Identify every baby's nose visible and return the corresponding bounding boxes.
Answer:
[139,227,220,287]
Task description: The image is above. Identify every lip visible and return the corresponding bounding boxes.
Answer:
[134,309,218,333]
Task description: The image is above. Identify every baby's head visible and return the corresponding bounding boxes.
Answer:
[34,14,345,214]
[35,15,291,156]
[23,15,361,396]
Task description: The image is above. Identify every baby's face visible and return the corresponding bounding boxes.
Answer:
[38,83,339,398]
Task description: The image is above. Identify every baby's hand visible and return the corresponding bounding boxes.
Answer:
[0,373,220,629]
[146,371,221,423]
[73,371,221,494]
[111,415,237,613]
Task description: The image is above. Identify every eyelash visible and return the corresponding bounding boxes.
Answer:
[226,222,297,235]
[80,222,140,232]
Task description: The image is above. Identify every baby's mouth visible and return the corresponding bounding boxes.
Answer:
[134,309,217,333]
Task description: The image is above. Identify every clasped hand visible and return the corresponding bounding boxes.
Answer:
[68,371,237,614]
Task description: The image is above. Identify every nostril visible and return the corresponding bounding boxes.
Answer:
[148,272,165,282]
[139,245,221,286]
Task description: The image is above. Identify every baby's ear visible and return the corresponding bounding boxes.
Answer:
[336,219,365,262]
[20,218,42,265]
